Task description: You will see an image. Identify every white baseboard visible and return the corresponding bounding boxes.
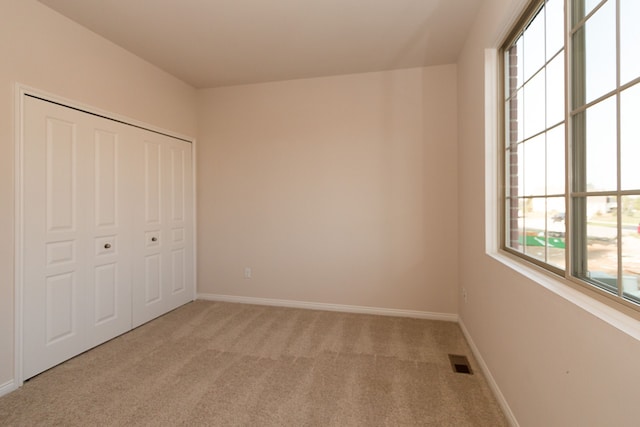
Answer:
[0,379,17,398]
[459,319,519,427]
[197,293,458,322]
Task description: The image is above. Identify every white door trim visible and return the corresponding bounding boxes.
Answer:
[14,83,197,386]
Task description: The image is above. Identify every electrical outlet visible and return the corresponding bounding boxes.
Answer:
[244,267,252,279]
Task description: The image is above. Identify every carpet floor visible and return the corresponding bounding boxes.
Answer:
[0,301,507,426]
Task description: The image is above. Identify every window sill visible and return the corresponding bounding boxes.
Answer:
[488,249,640,341]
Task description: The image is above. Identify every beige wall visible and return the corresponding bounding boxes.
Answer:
[197,66,458,313]
[0,0,197,387]
[457,0,640,425]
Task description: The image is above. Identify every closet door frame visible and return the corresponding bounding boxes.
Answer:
[13,84,197,385]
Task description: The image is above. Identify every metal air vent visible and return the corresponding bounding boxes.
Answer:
[449,354,473,374]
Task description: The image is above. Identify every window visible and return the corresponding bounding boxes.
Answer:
[501,0,640,309]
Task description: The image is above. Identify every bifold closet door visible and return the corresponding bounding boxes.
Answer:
[22,96,194,379]
[22,96,134,379]
[131,130,194,328]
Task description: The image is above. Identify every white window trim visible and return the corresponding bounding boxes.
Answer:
[484,46,640,341]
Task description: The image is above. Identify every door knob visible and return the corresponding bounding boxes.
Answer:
[104,243,111,249]
[151,237,158,242]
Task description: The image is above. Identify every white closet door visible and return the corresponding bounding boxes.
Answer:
[165,137,194,310]
[132,131,193,327]
[23,97,133,379]
[22,95,194,380]
[87,124,134,346]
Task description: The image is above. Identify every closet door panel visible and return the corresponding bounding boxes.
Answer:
[45,272,77,344]
[132,134,193,327]
[170,146,185,222]
[167,142,192,304]
[23,98,91,379]
[46,118,77,232]
[87,125,133,346]
[94,263,118,323]
[144,142,162,225]
[171,249,186,294]
[132,138,167,327]
[144,253,162,304]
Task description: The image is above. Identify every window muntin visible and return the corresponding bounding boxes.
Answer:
[502,0,640,309]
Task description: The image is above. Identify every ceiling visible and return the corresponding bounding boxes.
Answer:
[39,0,483,89]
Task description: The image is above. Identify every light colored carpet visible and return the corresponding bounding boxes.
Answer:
[0,301,507,426]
